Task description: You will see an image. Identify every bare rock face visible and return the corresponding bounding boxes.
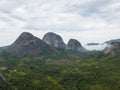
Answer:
[104,42,120,55]
[7,32,58,57]
[43,32,66,48]
[66,39,85,52]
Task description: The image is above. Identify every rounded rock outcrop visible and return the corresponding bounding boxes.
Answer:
[43,32,66,48]
[66,39,85,52]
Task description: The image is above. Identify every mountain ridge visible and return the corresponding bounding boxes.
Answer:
[6,32,58,57]
[0,32,119,57]
[2,32,87,57]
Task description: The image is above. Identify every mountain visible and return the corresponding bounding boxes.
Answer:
[104,39,120,44]
[6,32,58,57]
[43,32,66,48]
[86,43,100,46]
[104,42,120,55]
[0,32,120,90]
[66,39,85,52]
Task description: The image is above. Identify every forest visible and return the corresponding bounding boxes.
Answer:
[0,51,120,90]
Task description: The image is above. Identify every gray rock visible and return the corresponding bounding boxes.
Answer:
[7,32,58,57]
[43,32,66,48]
[104,42,120,55]
[66,39,85,52]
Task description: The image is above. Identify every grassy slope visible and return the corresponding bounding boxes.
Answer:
[0,51,120,90]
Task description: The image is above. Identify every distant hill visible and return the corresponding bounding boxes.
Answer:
[0,50,120,90]
[104,39,120,44]
[104,42,120,55]
[104,39,120,55]
[86,43,100,46]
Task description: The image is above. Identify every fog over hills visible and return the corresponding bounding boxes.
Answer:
[0,32,119,51]
[0,0,120,47]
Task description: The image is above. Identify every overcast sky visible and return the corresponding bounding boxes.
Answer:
[0,0,120,46]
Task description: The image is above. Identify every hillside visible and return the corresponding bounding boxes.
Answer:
[0,51,120,90]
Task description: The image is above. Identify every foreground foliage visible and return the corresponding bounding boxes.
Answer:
[0,51,120,90]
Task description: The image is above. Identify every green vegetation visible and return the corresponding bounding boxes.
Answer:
[0,51,120,90]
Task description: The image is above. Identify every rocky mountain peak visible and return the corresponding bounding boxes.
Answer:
[12,32,36,47]
[66,39,85,52]
[20,32,33,38]
[7,32,58,57]
[43,32,66,48]
[104,42,120,55]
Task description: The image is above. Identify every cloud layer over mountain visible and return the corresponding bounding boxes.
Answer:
[0,0,120,46]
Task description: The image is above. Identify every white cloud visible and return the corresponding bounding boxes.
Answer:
[0,0,120,47]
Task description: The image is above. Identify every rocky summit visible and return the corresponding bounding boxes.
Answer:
[7,32,58,57]
[66,39,85,52]
[43,32,66,48]
[104,42,120,55]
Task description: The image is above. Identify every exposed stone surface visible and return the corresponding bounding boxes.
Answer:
[66,39,85,52]
[104,42,120,55]
[7,32,58,57]
[43,32,66,48]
